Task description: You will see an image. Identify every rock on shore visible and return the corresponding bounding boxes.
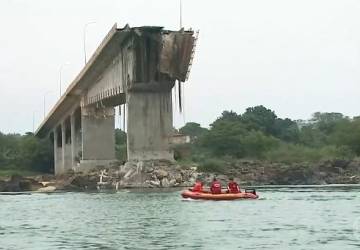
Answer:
[219,159,360,186]
[56,160,200,191]
[54,159,360,191]
[0,174,55,192]
[1,159,359,192]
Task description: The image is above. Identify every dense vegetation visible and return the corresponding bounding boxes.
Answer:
[0,129,127,176]
[1,105,360,175]
[115,128,127,163]
[0,132,53,175]
[177,106,360,171]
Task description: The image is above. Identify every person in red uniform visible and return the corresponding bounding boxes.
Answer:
[210,177,222,194]
[227,177,240,193]
[190,179,203,192]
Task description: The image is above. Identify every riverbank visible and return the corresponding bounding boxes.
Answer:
[1,158,360,192]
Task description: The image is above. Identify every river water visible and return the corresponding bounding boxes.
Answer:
[1,186,360,250]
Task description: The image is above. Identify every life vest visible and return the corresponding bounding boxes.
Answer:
[192,182,203,192]
[228,181,240,193]
[210,181,222,194]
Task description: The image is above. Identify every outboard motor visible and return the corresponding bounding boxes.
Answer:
[245,189,257,195]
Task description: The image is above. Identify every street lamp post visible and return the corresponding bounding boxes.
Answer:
[83,21,96,65]
[43,91,53,119]
[180,0,183,29]
[32,111,36,134]
[59,62,70,98]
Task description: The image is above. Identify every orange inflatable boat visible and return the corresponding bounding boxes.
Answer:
[181,189,259,201]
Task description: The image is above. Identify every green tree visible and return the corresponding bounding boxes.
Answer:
[311,112,348,134]
[273,118,300,142]
[18,134,53,172]
[0,133,21,168]
[242,130,279,158]
[211,110,240,126]
[241,105,277,134]
[115,129,127,145]
[179,122,208,138]
[200,120,247,157]
[330,119,360,154]
[115,129,127,162]
[298,125,328,147]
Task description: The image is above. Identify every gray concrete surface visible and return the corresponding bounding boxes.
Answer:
[127,91,174,161]
[81,106,115,161]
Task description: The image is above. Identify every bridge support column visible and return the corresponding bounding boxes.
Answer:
[79,106,116,171]
[53,129,59,174]
[61,121,66,172]
[63,118,72,171]
[55,126,64,174]
[52,125,64,174]
[70,113,76,169]
[126,90,174,161]
[72,107,82,169]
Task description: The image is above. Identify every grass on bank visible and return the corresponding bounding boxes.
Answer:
[174,142,356,173]
[264,144,355,164]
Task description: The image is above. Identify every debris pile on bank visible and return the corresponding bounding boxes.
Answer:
[58,160,201,191]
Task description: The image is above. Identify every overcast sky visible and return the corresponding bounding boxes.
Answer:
[0,0,360,134]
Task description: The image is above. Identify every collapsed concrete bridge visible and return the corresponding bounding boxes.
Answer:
[36,24,197,175]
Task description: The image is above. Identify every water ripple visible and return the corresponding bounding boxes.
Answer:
[0,187,360,249]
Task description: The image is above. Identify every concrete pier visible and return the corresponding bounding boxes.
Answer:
[80,106,116,170]
[127,91,174,161]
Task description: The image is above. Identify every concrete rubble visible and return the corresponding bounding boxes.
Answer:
[58,160,201,191]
